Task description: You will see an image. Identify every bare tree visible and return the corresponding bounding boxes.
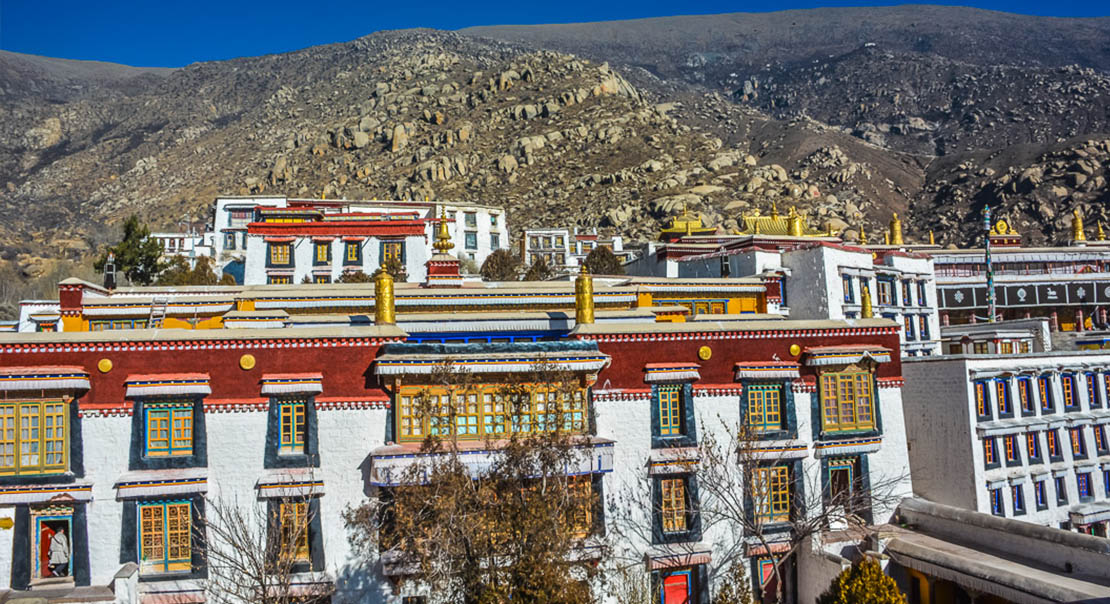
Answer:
[344,359,601,604]
[200,493,333,604]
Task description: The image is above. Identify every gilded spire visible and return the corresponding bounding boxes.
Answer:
[889,212,904,246]
[860,284,874,319]
[771,202,780,219]
[1074,208,1087,242]
[929,230,935,245]
[575,264,595,325]
[1098,222,1106,241]
[787,206,803,237]
[433,206,454,254]
[859,222,868,246]
[374,266,396,325]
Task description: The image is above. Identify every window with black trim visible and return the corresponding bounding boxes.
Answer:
[279,398,307,455]
[144,401,193,458]
[313,242,331,265]
[1093,424,1108,454]
[1003,434,1021,466]
[1062,373,1079,410]
[268,243,291,267]
[1034,480,1048,510]
[652,474,700,543]
[652,384,696,448]
[983,437,999,468]
[995,379,1012,418]
[1026,432,1042,463]
[745,382,784,434]
[842,275,855,303]
[381,241,403,264]
[1054,475,1068,505]
[139,500,192,574]
[753,465,791,526]
[819,367,875,434]
[1038,376,1055,413]
[1069,427,1087,459]
[0,400,68,476]
[344,241,362,265]
[1018,378,1034,414]
[1077,472,1093,502]
[1011,484,1025,515]
[1046,429,1063,461]
[989,488,1004,516]
[974,381,991,419]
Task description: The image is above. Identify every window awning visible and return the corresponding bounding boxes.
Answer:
[734,361,800,380]
[0,366,89,392]
[644,542,713,571]
[1071,502,1110,526]
[368,437,614,486]
[342,236,366,242]
[0,481,94,505]
[643,363,700,383]
[125,374,211,397]
[260,373,323,395]
[813,436,883,457]
[264,236,296,243]
[114,468,207,499]
[803,345,892,366]
[311,236,336,242]
[374,351,610,376]
[255,468,324,498]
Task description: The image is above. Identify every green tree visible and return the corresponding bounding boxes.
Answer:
[371,257,408,282]
[522,257,553,282]
[480,249,521,281]
[337,270,374,284]
[583,246,624,276]
[817,559,906,604]
[94,215,165,285]
[156,256,221,286]
[713,561,755,604]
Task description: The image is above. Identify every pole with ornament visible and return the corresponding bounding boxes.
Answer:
[983,204,996,323]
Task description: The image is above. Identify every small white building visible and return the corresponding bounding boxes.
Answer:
[521,228,626,272]
[903,351,1110,536]
[150,232,214,261]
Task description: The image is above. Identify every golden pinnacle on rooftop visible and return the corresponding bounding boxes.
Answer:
[1073,208,1087,242]
[575,263,594,325]
[861,284,874,319]
[433,206,454,254]
[858,221,867,246]
[374,266,396,325]
[787,206,803,237]
[1098,222,1106,241]
[929,230,935,245]
[889,212,904,246]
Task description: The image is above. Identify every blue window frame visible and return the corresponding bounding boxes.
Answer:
[1038,376,1054,413]
[973,381,991,419]
[995,379,1012,417]
[1017,378,1034,413]
[138,500,192,573]
[901,281,911,307]
[344,240,363,265]
[1034,480,1047,509]
[903,315,915,341]
[144,401,193,457]
[1086,373,1101,409]
[33,512,72,580]
[746,383,784,433]
[659,568,693,604]
[1011,484,1025,514]
[1062,374,1079,409]
[989,488,1004,516]
[1077,472,1093,500]
[842,275,855,303]
[918,315,930,340]
[1054,476,1068,504]
[1104,469,1110,497]
[917,282,927,306]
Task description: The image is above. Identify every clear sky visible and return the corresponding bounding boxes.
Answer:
[2,0,1107,68]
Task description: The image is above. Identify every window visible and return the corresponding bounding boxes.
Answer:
[1062,374,1078,409]
[1054,476,1068,504]
[877,280,893,305]
[344,241,361,264]
[1047,430,1061,458]
[32,508,72,580]
[842,275,855,303]
[746,383,784,433]
[464,212,477,228]
[269,243,291,266]
[490,233,500,249]
[139,501,191,573]
[1070,427,1087,458]
[918,315,930,340]
[267,275,291,285]
[827,458,861,514]
[279,399,306,454]
[917,282,927,306]
[313,274,330,284]
[144,401,193,457]
[1105,469,1110,497]
[314,242,330,264]
[1004,434,1019,464]
[1012,484,1025,514]
[1105,374,1110,409]
[1038,376,1054,412]
[1026,432,1041,462]
[1077,473,1093,500]
[1086,373,1101,408]
[1020,341,1031,353]
[903,315,915,340]
[396,385,587,441]
[0,401,67,475]
[973,342,989,354]
[974,381,990,418]
[995,380,1012,416]
[989,488,1004,516]
[1094,425,1108,453]
[901,281,911,307]
[224,232,236,250]
[277,500,309,561]
[753,466,790,524]
[820,370,875,433]
[983,437,997,466]
[381,241,403,264]
[229,208,252,221]
[490,214,499,227]
[461,231,477,251]
[1034,480,1047,509]
[659,386,683,436]
[1000,342,1014,355]
[660,478,687,533]
[1018,378,1034,413]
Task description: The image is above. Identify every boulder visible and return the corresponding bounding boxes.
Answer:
[390,124,408,152]
[352,131,370,149]
[497,154,518,173]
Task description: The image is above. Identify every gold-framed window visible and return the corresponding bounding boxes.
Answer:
[660,477,687,533]
[819,369,875,433]
[0,400,67,475]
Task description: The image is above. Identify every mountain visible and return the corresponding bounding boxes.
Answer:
[3,6,1110,307]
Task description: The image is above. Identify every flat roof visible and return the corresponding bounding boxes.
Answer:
[0,325,406,345]
[573,317,897,335]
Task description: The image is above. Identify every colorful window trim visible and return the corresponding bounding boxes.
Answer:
[1054,475,1068,504]
[1094,425,1108,453]
[983,437,997,465]
[842,275,855,303]
[1012,484,1025,514]
[1104,469,1110,497]
[876,279,894,306]
[660,477,688,533]
[1018,378,1034,413]
[0,400,67,475]
[89,319,149,331]
[267,275,292,285]
[1086,373,1101,409]
[903,315,915,341]
[989,488,1004,516]
[1038,376,1054,412]
[1062,374,1078,408]
[144,401,193,457]
[314,242,331,264]
[1077,472,1093,499]
[819,370,875,433]
[1003,434,1019,463]
[1047,430,1061,458]
[278,500,310,561]
[396,384,587,441]
[917,282,927,306]
[381,241,404,264]
[826,457,859,511]
[139,501,191,573]
[32,507,72,580]
[901,281,912,307]
[1070,427,1087,458]
[269,243,291,266]
[918,315,930,340]
[746,383,783,433]
[1034,480,1047,509]
[658,386,683,437]
[974,381,989,417]
[279,399,306,454]
[753,466,790,524]
[312,274,331,284]
[344,241,361,265]
[995,380,1012,416]
[1026,432,1041,461]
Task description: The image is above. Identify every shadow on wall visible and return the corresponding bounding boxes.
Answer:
[222,259,244,285]
[334,560,394,604]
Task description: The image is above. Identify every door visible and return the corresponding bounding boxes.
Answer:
[662,570,691,604]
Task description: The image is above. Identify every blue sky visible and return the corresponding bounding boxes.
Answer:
[2,0,1107,67]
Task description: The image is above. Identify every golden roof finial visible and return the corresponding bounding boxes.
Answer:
[1073,208,1087,242]
[860,284,874,319]
[787,206,803,237]
[884,231,891,245]
[929,230,935,245]
[859,221,868,246]
[374,266,396,325]
[771,202,779,219]
[889,212,904,246]
[575,264,595,325]
[433,206,454,254]
[1098,222,1106,241]
[321,189,326,200]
